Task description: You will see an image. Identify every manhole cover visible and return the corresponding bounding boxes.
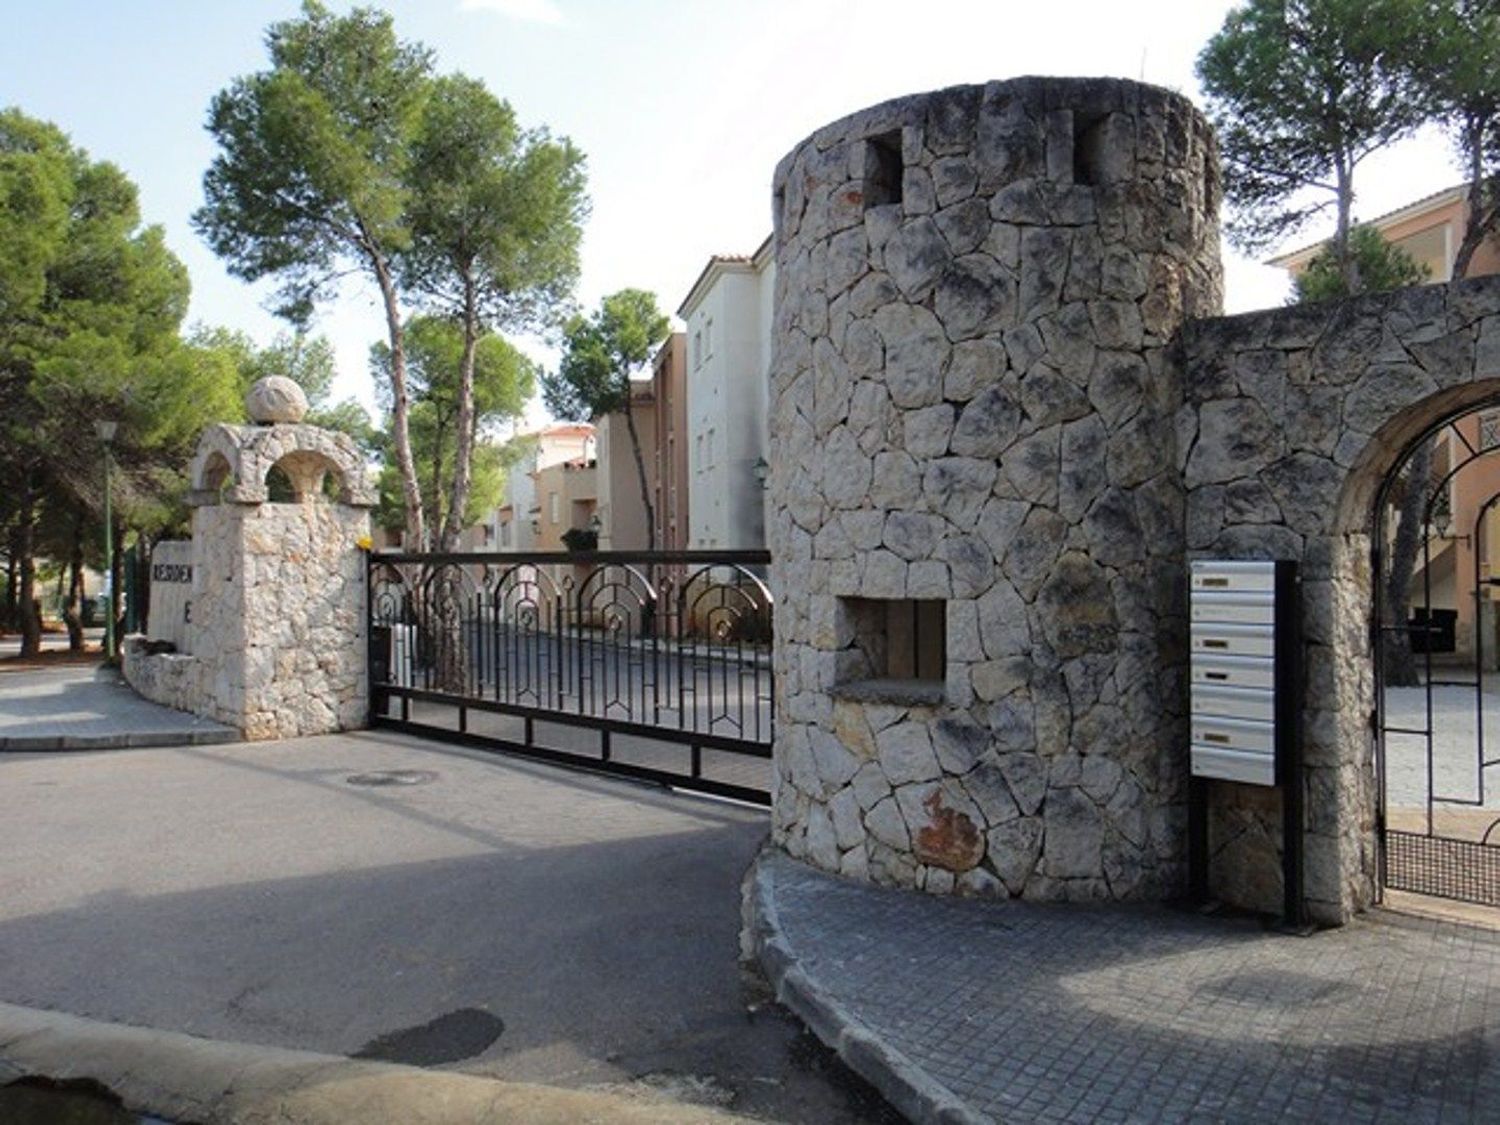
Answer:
[345,769,437,787]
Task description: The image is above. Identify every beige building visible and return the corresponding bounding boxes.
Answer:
[1270,184,1500,284]
[594,381,657,551]
[593,332,691,552]
[487,423,596,552]
[1274,186,1500,660]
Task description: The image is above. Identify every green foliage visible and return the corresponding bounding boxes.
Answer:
[193,1,432,324]
[560,526,598,552]
[1409,1,1500,277]
[0,108,244,649]
[1197,0,1429,272]
[542,289,669,422]
[371,315,534,533]
[1292,225,1430,302]
[402,74,588,333]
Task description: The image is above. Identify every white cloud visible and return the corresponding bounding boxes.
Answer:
[458,0,564,25]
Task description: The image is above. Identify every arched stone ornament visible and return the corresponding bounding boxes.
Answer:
[124,394,374,741]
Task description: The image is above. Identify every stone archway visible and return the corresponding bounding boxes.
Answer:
[1181,280,1500,924]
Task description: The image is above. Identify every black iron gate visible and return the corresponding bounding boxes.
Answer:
[1376,408,1500,905]
[367,550,774,805]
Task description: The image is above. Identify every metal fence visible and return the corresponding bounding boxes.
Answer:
[367,550,774,805]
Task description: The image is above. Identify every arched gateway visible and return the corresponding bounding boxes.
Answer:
[768,75,1500,925]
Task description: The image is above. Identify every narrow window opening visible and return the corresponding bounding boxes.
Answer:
[1073,112,1109,187]
[863,130,904,209]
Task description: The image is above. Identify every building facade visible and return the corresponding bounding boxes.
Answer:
[491,423,596,552]
[678,239,774,550]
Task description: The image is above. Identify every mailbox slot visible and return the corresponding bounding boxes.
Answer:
[1191,744,1276,786]
[1191,563,1276,593]
[1190,590,1275,625]
[1190,654,1275,691]
[1191,715,1274,754]
[1191,683,1276,723]
[1191,622,1274,658]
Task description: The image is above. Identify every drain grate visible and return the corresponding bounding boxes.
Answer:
[345,769,438,787]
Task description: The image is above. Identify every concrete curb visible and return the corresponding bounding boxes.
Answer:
[0,1001,747,1124]
[740,851,988,1125]
[0,729,239,752]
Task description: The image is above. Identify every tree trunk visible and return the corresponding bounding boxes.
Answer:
[1383,437,1436,688]
[1453,119,1491,282]
[366,234,425,551]
[1335,159,1360,295]
[3,526,16,630]
[17,473,39,658]
[63,512,84,652]
[443,274,480,554]
[622,388,656,551]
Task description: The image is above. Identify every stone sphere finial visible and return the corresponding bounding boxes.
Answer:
[246,376,309,425]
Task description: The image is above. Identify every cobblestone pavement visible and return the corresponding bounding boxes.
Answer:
[0,664,236,750]
[747,852,1500,1124]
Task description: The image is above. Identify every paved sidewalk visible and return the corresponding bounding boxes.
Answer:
[0,664,236,750]
[745,851,1500,1125]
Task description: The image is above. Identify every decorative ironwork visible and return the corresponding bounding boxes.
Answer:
[368,550,774,805]
[1374,406,1500,906]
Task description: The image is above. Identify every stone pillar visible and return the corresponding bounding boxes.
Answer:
[767,78,1223,900]
[124,376,376,739]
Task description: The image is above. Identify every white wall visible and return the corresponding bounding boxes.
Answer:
[682,253,774,550]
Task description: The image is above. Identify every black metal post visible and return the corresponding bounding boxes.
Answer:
[1276,560,1309,931]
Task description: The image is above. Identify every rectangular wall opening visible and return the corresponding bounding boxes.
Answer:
[835,597,946,703]
[1073,111,1109,186]
[863,130,904,209]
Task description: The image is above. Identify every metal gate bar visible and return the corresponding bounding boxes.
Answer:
[367,550,774,806]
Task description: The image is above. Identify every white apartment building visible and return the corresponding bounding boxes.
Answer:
[676,236,774,550]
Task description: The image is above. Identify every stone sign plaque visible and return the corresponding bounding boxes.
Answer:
[147,540,193,653]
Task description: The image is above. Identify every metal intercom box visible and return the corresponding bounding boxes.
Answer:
[1189,560,1298,786]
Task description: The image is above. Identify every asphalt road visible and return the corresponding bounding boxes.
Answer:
[0,731,895,1123]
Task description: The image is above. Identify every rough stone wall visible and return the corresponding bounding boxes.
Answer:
[1178,276,1500,923]
[125,421,371,741]
[768,77,1222,901]
[187,500,368,739]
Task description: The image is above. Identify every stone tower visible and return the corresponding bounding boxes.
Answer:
[767,77,1223,900]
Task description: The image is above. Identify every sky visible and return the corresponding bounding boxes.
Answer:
[0,0,1466,423]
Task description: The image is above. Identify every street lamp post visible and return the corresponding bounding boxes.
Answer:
[95,420,118,660]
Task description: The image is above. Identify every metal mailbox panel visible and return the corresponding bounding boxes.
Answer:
[1191,622,1275,659]
[1191,561,1275,593]
[1190,590,1275,625]
[1191,744,1276,786]
[1190,654,1275,691]
[1190,683,1276,723]
[1191,715,1275,754]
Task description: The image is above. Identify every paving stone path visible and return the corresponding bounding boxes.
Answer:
[0,665,236,750]
[748,852,1500,1124]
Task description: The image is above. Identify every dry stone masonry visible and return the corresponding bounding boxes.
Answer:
[123,378,374,740]
[1179,278,1500,922]
[768,77,1223,902]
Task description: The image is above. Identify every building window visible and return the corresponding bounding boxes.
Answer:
[1480,408,1500,451]
[1073,111,1110,186]
[693,329,702,370]
[549,492,559,524]
[705,317,714,358]
[695,433,703,473]
[706,428,715,468]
